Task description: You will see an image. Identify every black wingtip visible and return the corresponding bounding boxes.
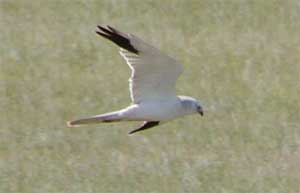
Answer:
[128,121,160,135]
[128,130,135,135]
[96,25,139,54]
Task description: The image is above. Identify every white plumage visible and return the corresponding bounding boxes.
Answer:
[119,35,182,103]
[67,25,203,134]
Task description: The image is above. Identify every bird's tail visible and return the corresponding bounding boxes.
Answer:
[67,111,123,127]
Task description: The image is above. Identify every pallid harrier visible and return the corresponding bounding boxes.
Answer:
[67,25,203,134]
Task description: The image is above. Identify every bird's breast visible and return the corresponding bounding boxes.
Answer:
[122,100,182,121]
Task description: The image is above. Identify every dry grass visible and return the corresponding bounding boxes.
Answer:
[1,0,300,192]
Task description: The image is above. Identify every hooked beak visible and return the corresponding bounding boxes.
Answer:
[198,110,204,116]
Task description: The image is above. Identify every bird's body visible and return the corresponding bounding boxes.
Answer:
[121,100,181,121]
[67,25,204,134]
[121,96,196,121]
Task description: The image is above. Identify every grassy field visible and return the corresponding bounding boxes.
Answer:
[1,0,300,192]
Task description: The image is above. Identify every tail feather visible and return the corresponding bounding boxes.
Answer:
[67,111,122,127]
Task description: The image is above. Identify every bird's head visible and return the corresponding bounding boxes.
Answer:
[179,96,204,116]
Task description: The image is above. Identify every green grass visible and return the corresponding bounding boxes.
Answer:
[1,0,300,192]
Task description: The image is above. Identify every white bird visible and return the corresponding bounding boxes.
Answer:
[67,25,204,134]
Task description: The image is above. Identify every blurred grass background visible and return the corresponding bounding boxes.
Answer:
[1,0,300,192]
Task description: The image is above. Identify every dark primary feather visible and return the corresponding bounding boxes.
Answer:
[96,25,139,54]
[128,121,160,134]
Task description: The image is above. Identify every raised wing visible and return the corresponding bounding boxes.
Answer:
[96,25,183,104]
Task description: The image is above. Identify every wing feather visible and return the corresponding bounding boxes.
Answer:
[96,25,183,103]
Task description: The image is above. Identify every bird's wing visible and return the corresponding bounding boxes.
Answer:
[96,25,183,104]
[128,121,160,135]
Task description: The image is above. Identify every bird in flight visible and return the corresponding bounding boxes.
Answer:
[67,25,204,134]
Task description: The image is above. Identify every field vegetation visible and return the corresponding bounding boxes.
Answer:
[1,0,299,192]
